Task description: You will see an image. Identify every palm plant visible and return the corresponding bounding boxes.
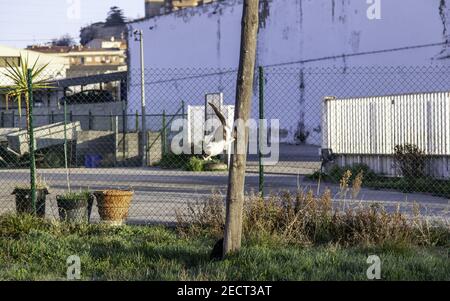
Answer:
[0,56,54,213]
[0,56,53,129]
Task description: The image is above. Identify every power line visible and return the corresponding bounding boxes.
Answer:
[264,42,448,68]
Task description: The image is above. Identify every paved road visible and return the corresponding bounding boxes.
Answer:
[0,168,448,223]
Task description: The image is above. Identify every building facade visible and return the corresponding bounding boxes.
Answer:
[145,0,215,18]
[0,45,69,110]
[28,42,127,78]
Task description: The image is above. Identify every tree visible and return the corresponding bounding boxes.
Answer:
[79,25,97,46]
[51,34,75,47]
[0,56,53,213]
[105,6,126,26]
[0,56,52,128]
[223,0,260,257]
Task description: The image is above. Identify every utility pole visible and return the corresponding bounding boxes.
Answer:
[134,29,147,167]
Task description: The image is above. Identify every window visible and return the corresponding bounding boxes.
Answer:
[86,57,93,63]
[0,57,20,67]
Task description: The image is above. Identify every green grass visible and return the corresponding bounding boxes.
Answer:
[0,215,448,281]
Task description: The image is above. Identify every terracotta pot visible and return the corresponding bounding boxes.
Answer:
[94,190,133,225]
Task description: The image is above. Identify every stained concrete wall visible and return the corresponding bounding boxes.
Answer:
[128,0,450,145]
[76,130,162,167]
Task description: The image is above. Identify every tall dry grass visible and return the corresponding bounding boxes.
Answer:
[177,186,449,248]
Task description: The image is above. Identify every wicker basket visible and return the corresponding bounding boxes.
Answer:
[94,190,133,225]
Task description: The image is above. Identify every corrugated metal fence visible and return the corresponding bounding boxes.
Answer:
[322,91,450,177]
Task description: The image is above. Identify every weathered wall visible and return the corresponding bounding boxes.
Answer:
[127,0,450,145]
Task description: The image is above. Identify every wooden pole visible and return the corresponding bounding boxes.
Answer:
[223,0,260,257]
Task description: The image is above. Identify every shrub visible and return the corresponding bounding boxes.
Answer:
[394,144,426,181]
[177,189,449,248]
[326,163,375,183]
[185,157,205,172]
[158,153,191,169]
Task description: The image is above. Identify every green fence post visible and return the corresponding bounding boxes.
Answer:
[135,110,139,133]
[181,100,185,118]
[27,69,37,214]
[63,98,70,191]
[122,109,126,161]
[162,110,167,155]
[258,66,265,198]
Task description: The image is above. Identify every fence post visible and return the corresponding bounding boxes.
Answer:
[11,110,15,127]
[122,109,126,161]
[1,112,4,128]
[51,110,54,124]
[135,110,139,133]
[27,69,37,214]
[181,100,185,118]
[114,115,119,166]
[110,111,114,132]
[162,110,167,155]
[69,111,73,122]
[88,110,93,130]
[63,97,70,192]
[258,66,265,197]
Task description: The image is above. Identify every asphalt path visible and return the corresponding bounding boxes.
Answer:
[0,167,448,224]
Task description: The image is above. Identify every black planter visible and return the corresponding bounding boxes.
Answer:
[12,188,49,218]
[56,194,94,224]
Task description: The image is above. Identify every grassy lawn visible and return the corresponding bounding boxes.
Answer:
[0,215,448,281]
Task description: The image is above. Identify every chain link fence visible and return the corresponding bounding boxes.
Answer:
[0,65,449,224]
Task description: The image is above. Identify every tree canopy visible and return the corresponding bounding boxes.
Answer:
[105,6,126,26]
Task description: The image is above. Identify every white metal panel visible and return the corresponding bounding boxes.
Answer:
[323,91,450,155]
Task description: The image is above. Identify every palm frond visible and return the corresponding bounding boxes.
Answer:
[0,55,54,117]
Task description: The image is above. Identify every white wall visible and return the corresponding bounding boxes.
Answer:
[127,0,450,144]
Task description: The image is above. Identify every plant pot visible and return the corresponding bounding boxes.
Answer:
[94,190,133,226]
[12,188,49,218]
[56,194,94,224]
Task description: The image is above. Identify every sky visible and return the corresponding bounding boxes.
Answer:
[0,0,144,48]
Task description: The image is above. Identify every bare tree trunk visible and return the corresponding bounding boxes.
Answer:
[223,0,260,257]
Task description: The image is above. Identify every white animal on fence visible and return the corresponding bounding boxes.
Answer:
[203,102,234,161]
